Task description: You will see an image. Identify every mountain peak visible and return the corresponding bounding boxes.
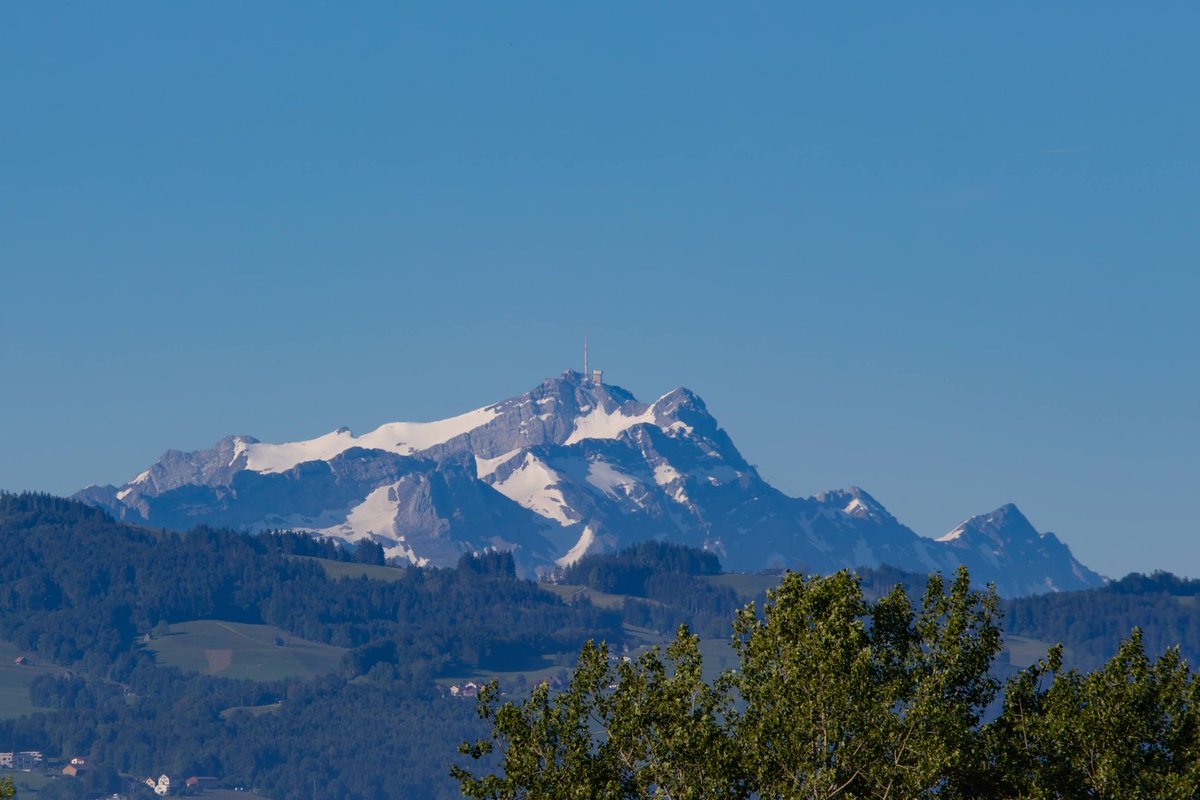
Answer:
[938,503,1034,543]
[934,502,1103,593]
[814,487,893,521]
[71,373,1104,596]
[546,370,639,406]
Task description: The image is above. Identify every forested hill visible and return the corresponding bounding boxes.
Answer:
[0,492,620,679]
[1003,570,1200,670]
[0,493,623,799]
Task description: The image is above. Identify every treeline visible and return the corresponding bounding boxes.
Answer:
[560,541,721,591]
[1003,570,1200,670]
[0,492,621,680]
[559,541,742,638]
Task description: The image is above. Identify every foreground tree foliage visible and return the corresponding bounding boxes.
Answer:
[455,568,1200,800]
[453,632,743,800]
[733,568,1001,800]
[987,632,1200,799]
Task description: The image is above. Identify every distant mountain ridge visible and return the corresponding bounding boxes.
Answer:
[75,371,1104,596]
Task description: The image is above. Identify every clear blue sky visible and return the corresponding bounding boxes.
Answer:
[2,3,1197,579]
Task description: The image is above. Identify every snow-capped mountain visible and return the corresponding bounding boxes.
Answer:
[75,371,1104,595]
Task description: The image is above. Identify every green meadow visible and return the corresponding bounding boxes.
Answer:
[288,554,409,582]
[0,640,70,719]
[145,620,346,681]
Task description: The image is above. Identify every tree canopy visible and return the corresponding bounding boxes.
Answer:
[454,567,1200,800]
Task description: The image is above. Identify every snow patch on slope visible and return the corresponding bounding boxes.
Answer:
[491,453,575,526]
[653,464,681,485]
[313,484,430,567]
[238,406,500,473]
[475,449,521,479]
[333,484,399,540]
[565,404,656,445]
[556,525,596,567]
[937,522,968,542]
[585,461,641,498]
[116,469,153,501]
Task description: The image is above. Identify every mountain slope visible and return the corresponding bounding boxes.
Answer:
[75,371,1104,595]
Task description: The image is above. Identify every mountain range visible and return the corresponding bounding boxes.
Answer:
[75,371,1104,596]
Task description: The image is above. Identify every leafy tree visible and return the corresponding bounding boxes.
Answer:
[732,566,1001,800]
[454,567,1004,800]
[455,564,1200,800]
[453,628,744,800]
[986,630,1200,799]
[0,776,13,800]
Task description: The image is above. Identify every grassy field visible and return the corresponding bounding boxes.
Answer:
[7,770,55,797]
[437,655,571,691]
[539,582,634,609]
[0,640,71,719]
[145,620,347,681]
[701,572,781,599]
[441,637,742,693]
[199,790,273,800]
[436,618,680,691]
[288,554,409,582]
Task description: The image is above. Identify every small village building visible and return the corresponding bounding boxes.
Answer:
[145,774,171,796]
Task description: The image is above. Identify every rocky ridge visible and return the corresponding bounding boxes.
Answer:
[75,371,1105,596]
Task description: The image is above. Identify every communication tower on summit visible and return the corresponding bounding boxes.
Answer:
[584,332,603,386]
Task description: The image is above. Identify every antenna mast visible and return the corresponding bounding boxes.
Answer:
[582,330,602,385]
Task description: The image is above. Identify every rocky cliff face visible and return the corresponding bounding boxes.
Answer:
[76,371,1104,595]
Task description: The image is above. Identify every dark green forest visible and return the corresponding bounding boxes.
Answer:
[1003,570,1200,670]
[0,493,620,799]
[558,541,742,638]
[1,492,1199,799]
